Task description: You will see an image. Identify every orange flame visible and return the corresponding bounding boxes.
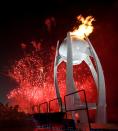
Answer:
[70,15,95,39]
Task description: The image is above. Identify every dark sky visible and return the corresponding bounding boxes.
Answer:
[0,0,118,123]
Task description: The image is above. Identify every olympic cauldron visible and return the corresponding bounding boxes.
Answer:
[54,32,106,124]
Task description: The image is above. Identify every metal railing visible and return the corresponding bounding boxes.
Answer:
[37,97,63,113]
[32,90,91,129]
[39,102,48,113]
[49,97,62,112]
[64,89,91,130]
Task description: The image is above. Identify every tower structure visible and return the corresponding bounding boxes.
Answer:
[54,32,106,124]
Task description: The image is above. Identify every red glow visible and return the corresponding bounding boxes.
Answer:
[7,44,97,113]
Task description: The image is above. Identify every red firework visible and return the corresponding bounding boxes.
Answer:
[7,43,97,113]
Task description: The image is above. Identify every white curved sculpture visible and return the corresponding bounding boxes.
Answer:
[54,32,106,123]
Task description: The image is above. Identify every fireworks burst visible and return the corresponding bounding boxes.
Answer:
[7,41,97,113]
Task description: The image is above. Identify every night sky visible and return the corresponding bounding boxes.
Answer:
[0,0,118,123]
